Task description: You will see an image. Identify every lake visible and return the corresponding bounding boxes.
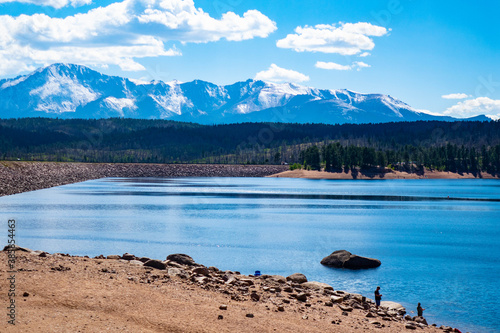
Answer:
[1,177,499,332]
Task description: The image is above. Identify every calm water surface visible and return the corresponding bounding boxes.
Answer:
[1,177,499,333]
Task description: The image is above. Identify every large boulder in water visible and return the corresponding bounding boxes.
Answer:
[321,250,381,269]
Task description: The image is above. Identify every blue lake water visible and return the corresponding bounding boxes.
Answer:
[1,177,499,332]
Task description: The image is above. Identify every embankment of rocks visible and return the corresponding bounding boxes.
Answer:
[0,161,288,197]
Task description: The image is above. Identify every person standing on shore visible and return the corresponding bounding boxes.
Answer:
[417,303,425,317]
[374,286,382,309]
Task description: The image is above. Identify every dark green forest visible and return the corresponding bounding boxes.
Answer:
[0,117,499,174]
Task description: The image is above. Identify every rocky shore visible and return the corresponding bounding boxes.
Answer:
[0,246,462,333]
[0,161,288,197]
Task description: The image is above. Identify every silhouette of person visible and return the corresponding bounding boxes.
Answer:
[374,286,382,309]
[417,303,425,317]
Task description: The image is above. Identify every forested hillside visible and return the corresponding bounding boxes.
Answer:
[0,118,498,174]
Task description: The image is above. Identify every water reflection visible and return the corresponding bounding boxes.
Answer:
[0,177,498,333]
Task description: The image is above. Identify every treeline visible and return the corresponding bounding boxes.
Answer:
[298,143,500,174]
[0,118,499,175]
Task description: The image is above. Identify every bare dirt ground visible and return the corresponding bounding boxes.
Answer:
[270,168,499,180]
[0,249,449,333]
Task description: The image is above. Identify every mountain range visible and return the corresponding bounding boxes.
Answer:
[0,63,489,124]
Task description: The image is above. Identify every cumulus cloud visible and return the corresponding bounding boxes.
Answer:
[0,0,92,8]
[276,22,388,55]
[315,61,370,71]
[255,64,310,83]
[444,97,500,119]
[441,93,469,100]
[0,0,277,75]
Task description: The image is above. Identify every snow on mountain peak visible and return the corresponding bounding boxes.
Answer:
[29,67,99,113]
[0,63,483,124]
[103,97,137,116]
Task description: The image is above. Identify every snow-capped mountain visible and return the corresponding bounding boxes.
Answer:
[0,63,489,124]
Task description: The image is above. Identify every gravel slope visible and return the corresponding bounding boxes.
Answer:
[0,161,288,197]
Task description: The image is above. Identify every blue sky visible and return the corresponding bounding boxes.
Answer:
[1,0,499,118]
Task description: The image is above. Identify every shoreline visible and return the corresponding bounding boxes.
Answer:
[1,161,498,198]
[1,246,453,332]
[269,168,499,180]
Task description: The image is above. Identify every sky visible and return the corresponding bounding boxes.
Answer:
[0,0,499,119]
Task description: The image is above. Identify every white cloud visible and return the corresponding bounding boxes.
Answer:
[354,61,370,70]
[359,52,370,57]
[315,61,370,71]
[0,0,277,75]
[315,61,351,71]
[0,0,92,8]
[255,64,310,83]
[276,22,389,55]
[444,97,500,119]
[441,93,469,100]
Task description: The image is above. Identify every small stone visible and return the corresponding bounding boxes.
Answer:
[239,278,254,286]
[250,292,260,302]
[331,295,344,303]
[342,311,349,316]
[413,316,428,325]
[192,267,210,276]
[301,281,334,291]
[219,304,227,310]
[302,315,308,320]
[366,312,376,318]
[277,306,284,312]
[218,315,223,320]
[106,255,120,260]
[296,292,307,302]
[143,259,166,270]
[23,292,29,297]
[246,313,254,318]
[121,253,135,260]
[166,253,196,266]
[338,304,353,312]
[405,323,417,330]
[286,273,307,284]
[324,301,333,307]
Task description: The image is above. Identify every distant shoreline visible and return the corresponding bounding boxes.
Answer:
[0,161,287,197]
[1,161,498,197]
[269,168,499,180]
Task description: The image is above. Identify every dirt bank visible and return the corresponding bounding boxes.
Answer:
[269,168,499,180]
[0,248,451,333]
[0,161,288,197]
